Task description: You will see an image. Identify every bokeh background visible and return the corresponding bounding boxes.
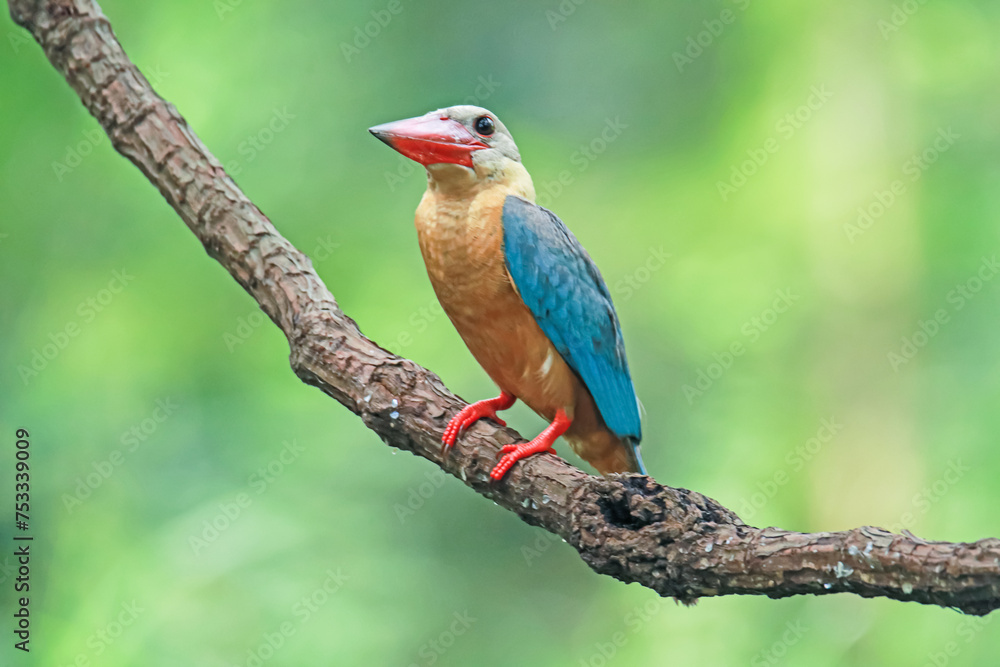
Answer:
[2,0,1000,664]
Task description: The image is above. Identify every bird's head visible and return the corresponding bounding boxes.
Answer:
[370,105,522,188]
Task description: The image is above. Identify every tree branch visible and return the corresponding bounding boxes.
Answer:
[11,0,1000,616]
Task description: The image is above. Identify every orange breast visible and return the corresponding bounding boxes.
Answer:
[412,165,632,473]
[415,185,579,422]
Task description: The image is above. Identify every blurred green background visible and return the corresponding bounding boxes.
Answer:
[2,0,1000,664]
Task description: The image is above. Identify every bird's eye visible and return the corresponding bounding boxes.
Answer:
[474,116,495,136]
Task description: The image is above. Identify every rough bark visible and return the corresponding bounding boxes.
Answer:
[9,0,1000,616]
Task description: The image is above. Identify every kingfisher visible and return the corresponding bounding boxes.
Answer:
[370,106,645,481]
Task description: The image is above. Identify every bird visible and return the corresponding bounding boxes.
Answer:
[369,105,645,481]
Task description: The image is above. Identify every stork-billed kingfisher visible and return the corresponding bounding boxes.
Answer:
[370,106,645,480]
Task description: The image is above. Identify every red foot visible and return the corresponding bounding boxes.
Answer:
[442,391,517,453]
[490,410,571,481]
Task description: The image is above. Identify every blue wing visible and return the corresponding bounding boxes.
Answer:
[501,195,641,443]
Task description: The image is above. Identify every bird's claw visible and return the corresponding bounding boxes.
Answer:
[488,408,569,481]
[490,442,557,481]
[498,443,555,455]
[442,402,507,454]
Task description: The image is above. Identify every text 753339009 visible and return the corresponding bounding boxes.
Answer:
[13,428,32,653]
